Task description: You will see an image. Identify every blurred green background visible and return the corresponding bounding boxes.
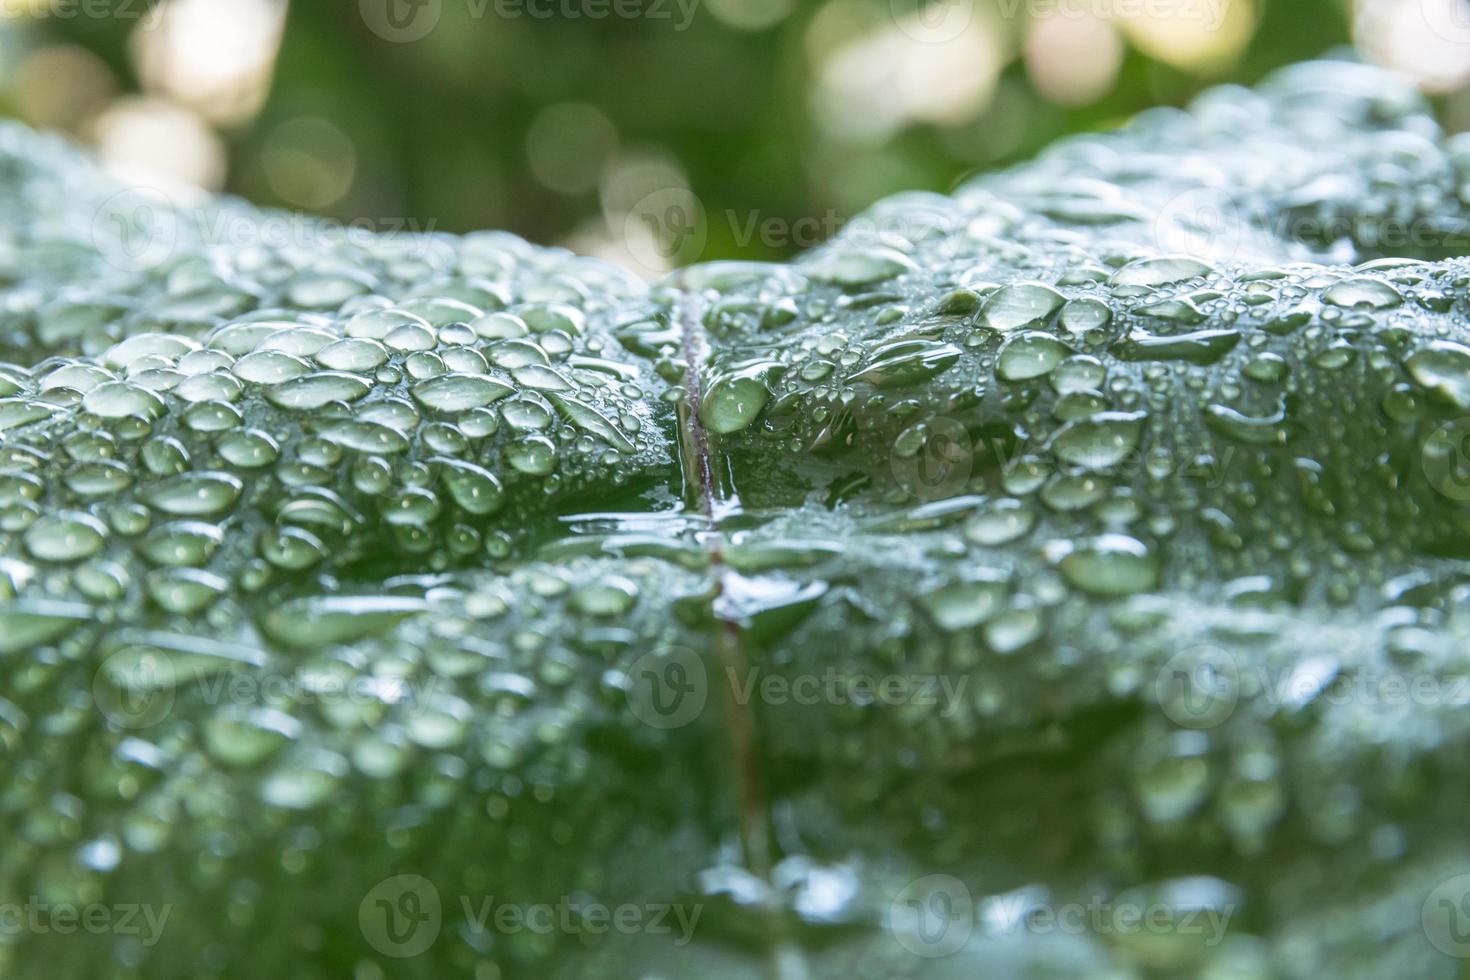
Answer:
[0,0,1467,275]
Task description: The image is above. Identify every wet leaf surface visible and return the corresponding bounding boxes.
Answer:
[4,60,1470,979]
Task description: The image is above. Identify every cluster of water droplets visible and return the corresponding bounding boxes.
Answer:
[5,59,1470,979]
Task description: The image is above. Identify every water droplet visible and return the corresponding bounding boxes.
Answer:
[1322,276,1402,309]
[1113,328,1241,365]
[410,373,516,412]
[1048,411,1146,471]
[265,372,371,410]
[1054,534,1158,596]
[507,435,558,475]
[804,245,914,286]
[980,282,1066,331]
[140,471,243,516]
[232,350,312,384]
[549,394,635,452]
[83,382,165,420]
[997,331,1070,381]
[964,498,1036,545]
[699,375,770,434]
[1110,256,1212,287]
[1406,341,1470,409]
[569,577,639,616]
[436,458,506,516]
[918,573,1008,630]
[848,341,961,389]
[263,596,429,646]
[24,511,108,562]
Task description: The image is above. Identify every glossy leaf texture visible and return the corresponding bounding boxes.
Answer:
[4,60,1470,979]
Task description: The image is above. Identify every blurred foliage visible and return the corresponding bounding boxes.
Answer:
[1,0,1465,268]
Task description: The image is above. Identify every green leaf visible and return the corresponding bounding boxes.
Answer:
[5,59,1470,978]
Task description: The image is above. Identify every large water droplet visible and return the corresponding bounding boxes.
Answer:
[980,282,1066,331]
[1054,534,1158,595]
[1406,341,1470,409]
